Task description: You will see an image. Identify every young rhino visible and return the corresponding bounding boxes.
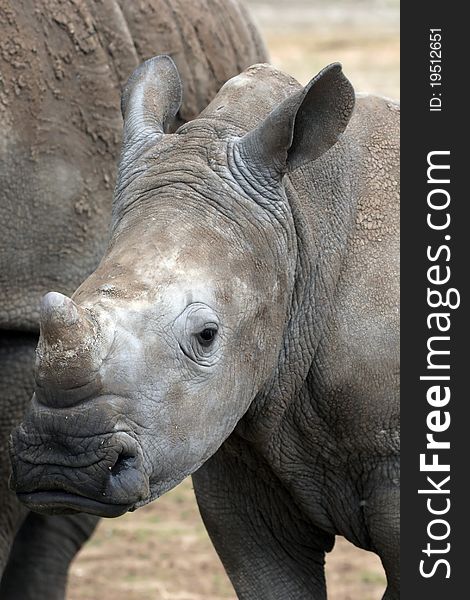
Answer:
[10,56,400,599]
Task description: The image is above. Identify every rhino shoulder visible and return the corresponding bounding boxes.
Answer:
[352,93,400,152]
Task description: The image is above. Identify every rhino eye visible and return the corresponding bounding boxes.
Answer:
[196,326,218,347]
[174,304,220,366]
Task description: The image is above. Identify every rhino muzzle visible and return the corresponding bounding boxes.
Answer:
[10,420,149,518]
[9,291,151,517]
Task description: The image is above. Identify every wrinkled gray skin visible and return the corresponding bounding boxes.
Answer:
[0,0,267,596]
[10,56,399,599]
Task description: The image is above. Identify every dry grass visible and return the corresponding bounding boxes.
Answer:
[69,479,385,600]
[265,26,399,99]
[247,0,399,99]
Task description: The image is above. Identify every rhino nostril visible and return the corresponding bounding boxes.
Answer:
[109,451,135,477]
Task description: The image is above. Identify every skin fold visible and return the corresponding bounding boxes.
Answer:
[9,56,399,599]
[0,0,267,595]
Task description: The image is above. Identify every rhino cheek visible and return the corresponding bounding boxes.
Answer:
[136,385,229,482]
[122,357,254,496]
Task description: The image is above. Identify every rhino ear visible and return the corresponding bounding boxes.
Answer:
[121,55,182,151]
[236,63,355,175]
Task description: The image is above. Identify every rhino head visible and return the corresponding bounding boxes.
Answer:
[10,56,354,517]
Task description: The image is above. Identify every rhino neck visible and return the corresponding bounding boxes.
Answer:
[236,129,361,443]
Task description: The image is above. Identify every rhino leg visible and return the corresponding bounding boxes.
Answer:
[0,332,98,598]
[193,444,334,600]
[0,512,98,600]
[0,331,35,571]
[363,465,400,600]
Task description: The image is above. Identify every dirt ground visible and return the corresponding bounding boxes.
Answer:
[68,479,386,600]
[68,2,398,599]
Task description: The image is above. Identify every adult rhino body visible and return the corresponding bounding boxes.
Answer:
[10,56,399,599]
[0,1,267,596]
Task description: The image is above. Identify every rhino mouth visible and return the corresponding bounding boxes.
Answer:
[11,423,151,518]
[17,490,132,518]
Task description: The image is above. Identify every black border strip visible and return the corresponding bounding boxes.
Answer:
[401,3,467,597]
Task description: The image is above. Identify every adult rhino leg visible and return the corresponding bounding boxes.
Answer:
[363,462,400,600]
[193,440,334,600]
[0,512,98,600]
[0,332,98,598]
[0,331,34,572]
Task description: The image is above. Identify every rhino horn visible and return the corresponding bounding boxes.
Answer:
[35,292,104,393]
